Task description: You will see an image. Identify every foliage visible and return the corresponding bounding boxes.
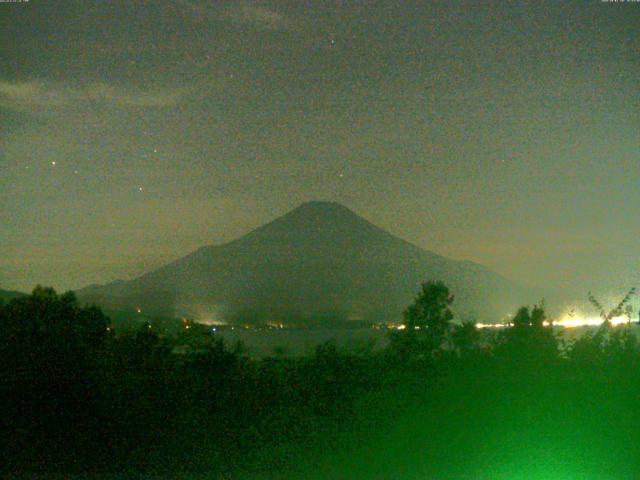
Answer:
[0,286,111,471]
[3,284,640,478]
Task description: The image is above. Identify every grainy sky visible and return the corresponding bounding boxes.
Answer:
[1,0,638,298]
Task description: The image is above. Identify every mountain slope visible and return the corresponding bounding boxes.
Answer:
[77,201,529,324]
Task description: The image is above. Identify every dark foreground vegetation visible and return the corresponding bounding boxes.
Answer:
[1,283,639,479]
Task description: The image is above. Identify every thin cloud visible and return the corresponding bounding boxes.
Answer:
[226,4,294,31]
[0,80,190,112]
[0,81,68,109]
[176,0,295,31]
[83,83,188,107]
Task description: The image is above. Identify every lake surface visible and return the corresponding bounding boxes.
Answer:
[215,328,389,357]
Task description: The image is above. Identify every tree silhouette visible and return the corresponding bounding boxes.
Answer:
[403,281,454,333]
[451,321,481,356]
[497,302,558,365]
[390,280,455,357]
[588,287,636,325]
[512,303,546,328]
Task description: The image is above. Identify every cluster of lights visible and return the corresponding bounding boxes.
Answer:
[266,323,286,329]
[554,315,632,328]
[388,316,635,331]
[476,315,633,329]
[475,323,508,329]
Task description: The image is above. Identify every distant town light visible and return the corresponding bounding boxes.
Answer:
[474,315,632,329]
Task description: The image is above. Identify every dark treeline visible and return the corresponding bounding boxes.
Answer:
[1,283,639,479]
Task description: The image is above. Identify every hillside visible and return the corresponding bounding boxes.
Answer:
[0,288,27,304]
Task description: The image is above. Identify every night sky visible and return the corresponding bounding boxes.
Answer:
[1,1,638,300]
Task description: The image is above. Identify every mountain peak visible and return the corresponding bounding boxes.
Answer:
[255,200,374,237]
[291,201,354,215]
